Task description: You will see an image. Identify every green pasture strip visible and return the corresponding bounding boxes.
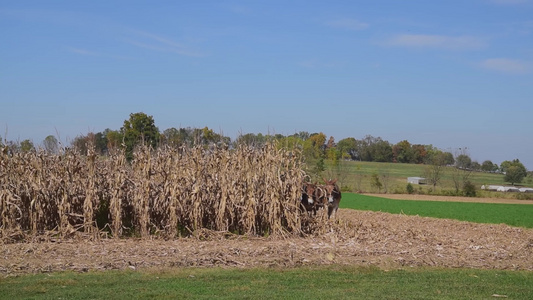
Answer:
[340,193,533,228]
[327,161,424,179]
[325,160,532,193]
[1,266,531,300]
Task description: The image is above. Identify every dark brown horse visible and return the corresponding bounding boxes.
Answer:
[323,178,342,219]
[301,182,331,215]
[301,182,318,215]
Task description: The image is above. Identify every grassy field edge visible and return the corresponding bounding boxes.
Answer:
[340,193,533,228]
[1,266,532,299]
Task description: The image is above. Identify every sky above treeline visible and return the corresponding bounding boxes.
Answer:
[1,0,532,169]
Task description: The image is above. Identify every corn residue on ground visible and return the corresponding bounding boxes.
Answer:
[1,209,532,275]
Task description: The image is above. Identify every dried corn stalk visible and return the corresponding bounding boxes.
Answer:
[0,141,323,242]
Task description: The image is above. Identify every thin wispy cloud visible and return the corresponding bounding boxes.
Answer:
[298,59,339,69]
[127,31,204,57]
[68,47,99,56]
[67,47,132,60]
[325,18,369,31]
[480,58,530,74]
[385,34,486,50]
[298,59,319,69]
[229,5,252,15]
[490,0,529,5]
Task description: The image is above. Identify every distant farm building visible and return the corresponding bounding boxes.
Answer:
[481,185,529,192]
[407,177,426,185]
[497,186,520,192]
[481,185,503,191]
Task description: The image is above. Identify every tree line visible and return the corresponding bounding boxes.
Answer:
[1,112,529,185]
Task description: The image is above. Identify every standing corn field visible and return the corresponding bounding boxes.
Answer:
[0,142,321,242]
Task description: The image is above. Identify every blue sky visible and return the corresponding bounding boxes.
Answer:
[1,0,532,169]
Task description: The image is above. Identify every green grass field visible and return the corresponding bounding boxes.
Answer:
[340,193,533,228]
[321,160,533,198]
[1,266,532,299]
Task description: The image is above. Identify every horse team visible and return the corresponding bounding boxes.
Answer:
[301,179,341,219]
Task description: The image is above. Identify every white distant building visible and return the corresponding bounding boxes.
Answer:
[407,177,426,185]
[482,185,533,193]
[481,185,503,191]
[497,186,520,192]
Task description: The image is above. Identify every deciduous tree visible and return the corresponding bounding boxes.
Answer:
[481,160,498,173]
[451,151,473,193]
[121,112,160,160]
[290,131,310,141]
[105,129,123,151]
[411,144,427,164]
[371,139,393,162]
[392,140,413,163]
[71,134,89,154]
[234,132,267,147]
[336,137,358,160]
[277,135,304,151]
[470,161,481,171]
[43,135,59,154]
[20,139,34,152]
[424,151,447,189]
[94,131,109,154]
[359,135,392,162]
[193,126,229,146]
[303,132,326,160]
[503,159,527,185]
[455,154,472,170]
[326,136,335,149]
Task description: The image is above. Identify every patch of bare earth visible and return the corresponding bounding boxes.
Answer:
[2,209,532,275]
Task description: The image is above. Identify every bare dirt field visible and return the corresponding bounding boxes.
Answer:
[364,193,533,205]
[2,209,532,275]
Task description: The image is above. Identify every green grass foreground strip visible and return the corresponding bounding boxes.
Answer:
[340,193,533,228]
[1,266,532,299]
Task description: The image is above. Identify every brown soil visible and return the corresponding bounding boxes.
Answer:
[2,209,532,275]
[364,193,533,205]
